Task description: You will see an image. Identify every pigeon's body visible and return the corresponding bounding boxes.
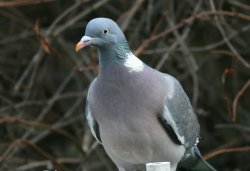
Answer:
[89,59,185,170]
[76,18,215,171]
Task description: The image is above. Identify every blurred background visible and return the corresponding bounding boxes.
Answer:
[0,0,250,171]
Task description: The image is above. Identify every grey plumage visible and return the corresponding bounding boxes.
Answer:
[76,18,216,171]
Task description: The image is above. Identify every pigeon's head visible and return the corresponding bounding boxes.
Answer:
[76,18,126,51]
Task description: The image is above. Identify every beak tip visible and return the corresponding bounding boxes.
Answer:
[75,47,80,52]
[76,36,92,52]
[75,42,83,52]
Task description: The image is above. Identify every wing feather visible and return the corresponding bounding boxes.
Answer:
[86,79,102,144]
[160,74,200,149]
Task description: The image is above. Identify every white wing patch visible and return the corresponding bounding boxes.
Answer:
[194,137,199,146]
[124,52,144,72]
[164,75,175,100]
[86,104,102,144]
[163,105,185,144]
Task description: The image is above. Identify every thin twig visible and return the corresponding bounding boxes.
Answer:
[14,48,44,92]
[215,124,250,132]
[118,0,145,31]
[0,115,84,154]
[45,1,84,36]
[0,139,70,171]
[140,24,250,54]
[204,146,250,160]
[16,158,81,171]
[209,0,250,68]
[53,0,110,36]
[166,0,202,108]
[30,95,85,144]
[232,80,250,122]
[0,0,55,7]
[228,0,250,11]
[135,10,250,57]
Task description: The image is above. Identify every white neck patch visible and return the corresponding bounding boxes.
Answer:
[124,52,144,72]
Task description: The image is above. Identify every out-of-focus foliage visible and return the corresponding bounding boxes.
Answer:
[0,0,249,171]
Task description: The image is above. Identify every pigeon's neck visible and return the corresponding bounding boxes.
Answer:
[115,41,131,58]
[97,42,144,74]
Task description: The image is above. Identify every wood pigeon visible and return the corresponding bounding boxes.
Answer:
[76,18,216,171]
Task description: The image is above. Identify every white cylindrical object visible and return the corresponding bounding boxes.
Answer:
[146,162,171,171]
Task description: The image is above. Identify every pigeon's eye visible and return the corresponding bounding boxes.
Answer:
[103,29,108,34]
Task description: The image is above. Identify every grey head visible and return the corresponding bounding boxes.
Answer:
[76,18,128,51]
[76,18,134,72]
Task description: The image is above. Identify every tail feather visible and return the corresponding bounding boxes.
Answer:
[177,146,216,171]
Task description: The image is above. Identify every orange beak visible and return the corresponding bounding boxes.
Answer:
[75,41,84,51]
[75,36,92,52]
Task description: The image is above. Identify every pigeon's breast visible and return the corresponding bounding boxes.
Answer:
[92,66,166,123]
[90,67,170,162]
